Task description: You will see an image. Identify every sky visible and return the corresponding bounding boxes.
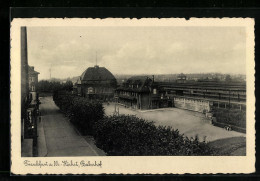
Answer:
[27,26,246,80]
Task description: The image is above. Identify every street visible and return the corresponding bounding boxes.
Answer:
[38,96,105,157]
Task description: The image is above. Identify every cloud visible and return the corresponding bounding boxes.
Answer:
[27,26,246,80]
[101,41,162,74]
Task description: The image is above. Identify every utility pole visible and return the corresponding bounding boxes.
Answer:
[95,51,97,66]
[49,67,52,80]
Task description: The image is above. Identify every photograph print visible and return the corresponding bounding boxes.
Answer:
[11,18,255,174]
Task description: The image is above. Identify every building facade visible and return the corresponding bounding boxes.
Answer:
[21,27,40,156]
[160,81,246,112]
[115,76,171,110]
[177,73,187,83]
[115,75,246,112]
[76,65,117,101]
[28,66,40,102]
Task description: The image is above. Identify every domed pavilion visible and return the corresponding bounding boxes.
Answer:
[75,65,117,101]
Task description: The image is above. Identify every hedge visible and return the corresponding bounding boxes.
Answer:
[211,107,246,129]
[93,115,216,156]
[212,120,246,133]
[53,91,104,135]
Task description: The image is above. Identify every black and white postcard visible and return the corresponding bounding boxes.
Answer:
[10,18,255,174]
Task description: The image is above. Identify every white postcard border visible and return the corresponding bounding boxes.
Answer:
[10,18,255,174]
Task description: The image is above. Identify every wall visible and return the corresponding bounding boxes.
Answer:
[141,94,150,110]
[173,97,210,113]
[151,100,159,109]
[30,92,37,102]
[159,99,170,108]
[77,86,81,95]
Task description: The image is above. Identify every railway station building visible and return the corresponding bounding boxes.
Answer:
[115,76,171,110]
[115,75,246,112]
[75,65,117,101]
[160,81,246,112]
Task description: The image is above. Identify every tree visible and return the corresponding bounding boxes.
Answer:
[63,80,73,91]
[225,75,232,82]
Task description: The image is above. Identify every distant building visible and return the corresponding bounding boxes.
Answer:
[76,65,117,101]
[177,73,187,83]
[28,66,40,91]
[115,76,171,110]
[61,80,67,84]
[28,65,40,109]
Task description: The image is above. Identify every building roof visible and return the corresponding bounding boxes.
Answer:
[28,66,40,75]
[80,65,116,81]
[178,73,186,77]
[177,73,186,81]
[117,76,153,92]
[126,76,150,84]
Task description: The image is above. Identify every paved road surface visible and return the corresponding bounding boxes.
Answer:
[104,103,245,142]
[39,96,105,157]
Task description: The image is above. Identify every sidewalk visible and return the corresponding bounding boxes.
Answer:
[37,118,48,157]
[38,96,106,157]
[21,139,33,157]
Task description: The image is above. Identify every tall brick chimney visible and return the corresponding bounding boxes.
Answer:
[21,26,29,141]
[21,27,29,100]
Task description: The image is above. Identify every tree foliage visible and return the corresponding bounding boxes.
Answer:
[212,107,246,128]
[38,80,73,93]
[53,91,104,135]
[93,115,216,156]
[225,74,232,82]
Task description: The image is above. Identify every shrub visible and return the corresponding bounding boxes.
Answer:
[53,91,104,135]
[212,107,246,128]
[93,115,215,156]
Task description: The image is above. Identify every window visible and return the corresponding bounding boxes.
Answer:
[29,77,35,82]
[31,86,35,91]
[88,87,94,94]
[153,88,157,94]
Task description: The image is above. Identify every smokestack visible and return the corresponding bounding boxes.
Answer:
[21,27,28,68]
[21,26,29,99]
[152,75,154,83]
[21,26,29,141]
